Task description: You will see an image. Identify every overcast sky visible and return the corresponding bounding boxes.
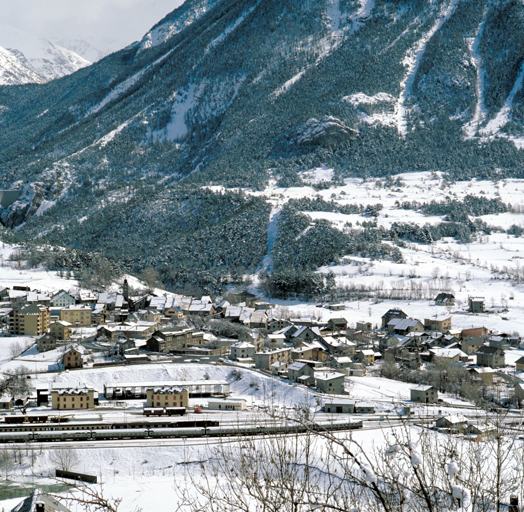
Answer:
[1,0,185,49]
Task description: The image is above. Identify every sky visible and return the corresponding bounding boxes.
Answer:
[0,0,186,50]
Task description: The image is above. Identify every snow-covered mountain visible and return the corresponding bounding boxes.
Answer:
[53,37,124,63]
[0,45,44,85]
[0,24,90,84]
[0,0,524,294]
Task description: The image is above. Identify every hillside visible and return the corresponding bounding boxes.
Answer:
[1,0,524,292]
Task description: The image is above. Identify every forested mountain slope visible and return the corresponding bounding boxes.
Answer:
[0,0,523,291]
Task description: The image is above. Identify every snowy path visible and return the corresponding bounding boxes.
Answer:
[463,6,489,138]
[396,0,460,136]
[261,206,281,272]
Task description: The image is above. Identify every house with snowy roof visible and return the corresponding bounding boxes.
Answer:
[230,342,256,361]
[10,489,71,512]
[291,325,321,343]
[388,318,425,336]
[435,415,468,430]
[434,293,455,306]
[410,385,438,403]
[476,346,505,368]
[381,309,407,329]
[467,367,494,385]
[51,387,95,410]
[146,386,188,408]
[355,349,375,365]
[315,371,347,395]
[430,347,468,364]
[287,361,315,386]
[323,398,355,414]
[62,345,85,369]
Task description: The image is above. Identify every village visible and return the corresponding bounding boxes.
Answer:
[0,275,523,423]
[0,265,524,511]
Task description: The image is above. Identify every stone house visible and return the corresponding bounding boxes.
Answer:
[468,297,485,313]
[62,346,84,369]
[36,333,57,352]
[476,346,505,368]
[230,342,256,361]
[467,367,494,385]
[49,320,72,340]
[388,318,425,335]
[255,348,292,370]
[291,341,327,362]
[287,361,315,386]
[424,316,452,332]
[410,385,438,403]
[430,348,468,364]
[315,371,346,395]
[327,318,348,331]
[381,309,407,329]
[460,337,485,355]
[355,349,375,364]
[145,327,198,352]
[356,321,372,332]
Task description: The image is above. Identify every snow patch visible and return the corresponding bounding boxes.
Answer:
[343,92,395,107]
[154,83,197,142]
[299,167,334,184]
[357,110,397,127]
[34,200,56,217]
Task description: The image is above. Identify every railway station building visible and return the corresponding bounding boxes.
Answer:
[146,387,189,408]
[51,388,96,410]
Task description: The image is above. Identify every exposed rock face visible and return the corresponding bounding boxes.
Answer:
[294,116,358,147]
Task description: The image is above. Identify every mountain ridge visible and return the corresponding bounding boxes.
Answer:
[0,24,91,85]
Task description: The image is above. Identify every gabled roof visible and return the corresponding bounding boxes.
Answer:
[288,362,309,371]
[393,319,422,330]
[382,309,406,318]
[11,489,70,512]
[430,348,467,358]
[411,385,435,392]
[476,346,504,355]
[438,414,467,425]
[315,371,345,382]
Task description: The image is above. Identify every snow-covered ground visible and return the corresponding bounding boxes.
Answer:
[245,171,524,335]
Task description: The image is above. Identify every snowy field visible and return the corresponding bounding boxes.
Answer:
[242,171,524,336]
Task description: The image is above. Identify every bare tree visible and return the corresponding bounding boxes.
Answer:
[54,482,142,512]
[0,448,12,480]
[178,410,524,512]
[50,448,80,472]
